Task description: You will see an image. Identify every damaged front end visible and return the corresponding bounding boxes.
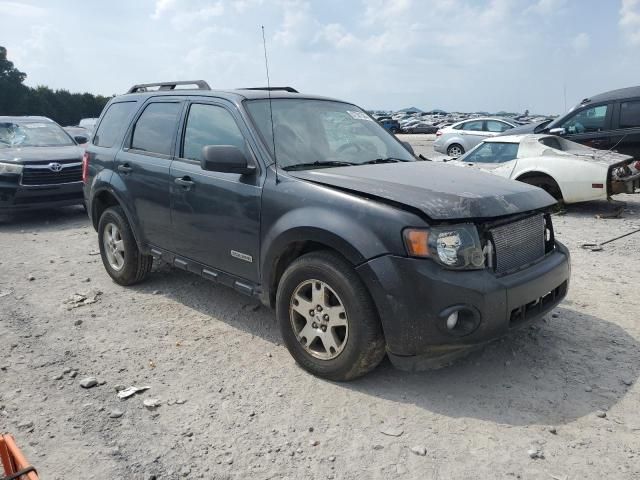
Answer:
[609,160,640,195]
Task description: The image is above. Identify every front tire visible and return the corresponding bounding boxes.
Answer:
[276,251,386,381]
[98,206,152,286]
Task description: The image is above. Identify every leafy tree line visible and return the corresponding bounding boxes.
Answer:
[0,46,110,126]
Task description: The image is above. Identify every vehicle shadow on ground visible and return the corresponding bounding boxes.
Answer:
[346,306,639,427]
[0,206,88,232]
[134,266,639,427]
[558,196,640,221]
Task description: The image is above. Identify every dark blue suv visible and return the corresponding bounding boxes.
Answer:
[84,80,570,380]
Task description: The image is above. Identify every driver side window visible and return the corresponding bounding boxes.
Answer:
[182,104,247,161]
[560,104,609,134]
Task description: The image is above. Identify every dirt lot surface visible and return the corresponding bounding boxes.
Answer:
[1,142,640,479]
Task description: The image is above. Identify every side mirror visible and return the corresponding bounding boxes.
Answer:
[74,135,89,144]
[200,145,256,175]
[549,127,566,136]
[401,141,415,155]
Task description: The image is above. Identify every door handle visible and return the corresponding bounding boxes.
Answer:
[174,176,195,189]
[118,164,133,173]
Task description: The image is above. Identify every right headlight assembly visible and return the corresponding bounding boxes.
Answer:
[0,162,23,175]
[403,224,485,269]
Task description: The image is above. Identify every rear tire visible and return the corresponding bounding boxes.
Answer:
[519,175,563,201]
[447,143,465,157]
[98,206,152,286]
[276,251,386,381]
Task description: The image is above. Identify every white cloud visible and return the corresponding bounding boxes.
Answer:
[620,0,640,46]
[525,0,567,15]
[151,0,176,19]
[571,32,590,52]
[0,1,45,17]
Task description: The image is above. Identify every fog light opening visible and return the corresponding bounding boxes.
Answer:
[446,311,459,330]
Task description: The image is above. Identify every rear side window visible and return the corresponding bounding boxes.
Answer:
[485,120,512,133]
[131,102,181,156]
[539,136,563,150]
[182,104,247,160]
[93,102,136,147]
[462,120,484,131]
[619,101,640,129]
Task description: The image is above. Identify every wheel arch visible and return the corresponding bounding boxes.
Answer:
[515,170,565,199]
[262,227,367,309]
[91,187,145,250]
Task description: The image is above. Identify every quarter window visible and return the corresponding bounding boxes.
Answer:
[619,101,640,129]
[464,142,519,163]
[130,102,181,156]
[182,104,248,161]
[93,102,136,148]
[559,104,608,134]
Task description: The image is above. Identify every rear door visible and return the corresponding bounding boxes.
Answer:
[169,100,262,283]
[114,99,184,249]
[458,119,487,150]
[554,103,612,150]
[610,99,640,160]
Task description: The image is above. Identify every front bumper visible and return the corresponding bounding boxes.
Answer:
[356,242,570,371]
[0,177,84,212]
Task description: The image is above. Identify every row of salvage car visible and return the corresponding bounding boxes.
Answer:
[428,86,640,204]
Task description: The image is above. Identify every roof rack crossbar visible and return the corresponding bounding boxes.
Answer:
[239,87,299,93]
[127,80,211,94]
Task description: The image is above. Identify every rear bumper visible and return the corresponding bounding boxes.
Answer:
[610,171,640,195]
[0,179,84,212]
[356,242,570,371]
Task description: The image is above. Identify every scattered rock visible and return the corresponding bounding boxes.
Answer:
[548,427,557,435]
[114,384,126,392]
[70,371,78,378]
[410,445,427,456]
[175,399,186,405]
[109,409,124,419]
[372,444,384,450]
[584,386,593,392]
[328,456,336,462]
[83,278,91,282]
[74,319,83,326]
[117,385,151,399]
[27,275,35,281]
[52,374,63,381]
[380,426,404,437]
[152,290,161,295]
[80,377,98,389]
[63,288,103,309]
[621,379,633,386]
[551,313,559,318]
[528,448,544,459]
[143,398,162,410]
[309,440,319,447]
[18,421,34,431]
[596,410,607,418]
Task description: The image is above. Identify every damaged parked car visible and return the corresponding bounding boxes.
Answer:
[0,116,88,213]
[447,134,640,203]
[84,81,570,381]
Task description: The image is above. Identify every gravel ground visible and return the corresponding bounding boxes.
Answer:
[1,139,639,479]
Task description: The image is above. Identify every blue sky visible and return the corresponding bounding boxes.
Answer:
[1,0,639,114]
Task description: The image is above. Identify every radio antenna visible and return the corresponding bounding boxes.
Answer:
[261,25,278,182]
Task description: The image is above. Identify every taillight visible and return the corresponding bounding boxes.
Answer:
[436,130,442,137]
[82,152,89,184]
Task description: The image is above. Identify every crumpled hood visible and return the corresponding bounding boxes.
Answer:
[0,145,83,164]
[288,162,556,221]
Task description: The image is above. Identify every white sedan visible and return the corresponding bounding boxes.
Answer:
[447,134,640,204]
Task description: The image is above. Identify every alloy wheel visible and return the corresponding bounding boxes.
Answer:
[103,222,125,271]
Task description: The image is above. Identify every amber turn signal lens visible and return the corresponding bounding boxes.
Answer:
[403,229,430,257]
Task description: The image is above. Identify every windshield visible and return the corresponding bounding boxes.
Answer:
[245,99,414,169]
[0,121,74,148]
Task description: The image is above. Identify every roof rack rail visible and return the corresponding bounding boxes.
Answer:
[239,86,299,93]
[127,80,211,94]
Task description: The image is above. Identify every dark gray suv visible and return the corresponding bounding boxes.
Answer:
[84,80,570,380]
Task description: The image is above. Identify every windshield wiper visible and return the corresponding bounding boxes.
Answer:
[283,161,357,171]
[361,157,409,165]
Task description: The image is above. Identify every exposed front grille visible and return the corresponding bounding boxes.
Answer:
[490,214,545,274]
[21,164,82,186]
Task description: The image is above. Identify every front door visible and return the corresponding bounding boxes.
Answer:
[169,101,262,283]
[114,100,183,250]
[556,103,612,151]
